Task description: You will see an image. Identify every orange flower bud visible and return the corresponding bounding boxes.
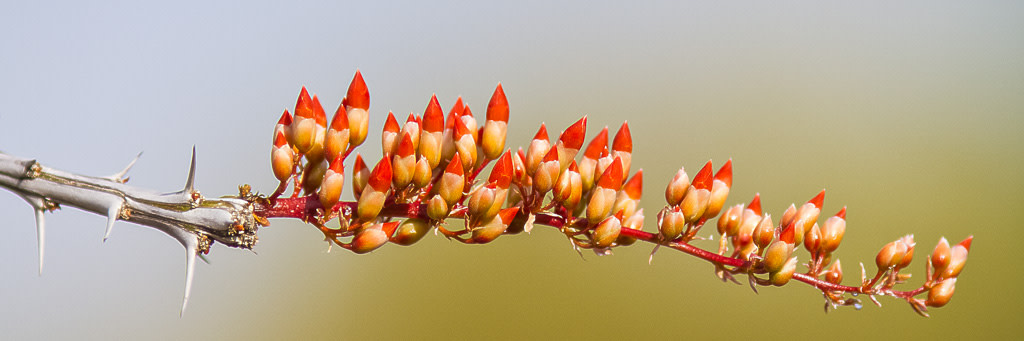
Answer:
[303,95,328,163]
[453,116,477,173]
[611,121,632,179]
[271,116,295,182]
[940,236,972,279]
[324,101,351,164]
[345,70,370,147]
[533,147,560,194]
[426,194,450,221]
[752,214,775,251]
[512,148,528,184]
[391,218,431,246]
[681,161,713,224]
[770,256,798,286]
[820,207,846,253]
[779,203,797,230]
[470,207,519,244]
[703,159,732,220]
[412,156,432,189]
[587,158,623,224]
[794,189,825,233]
[460,106,478,139]
[617,208,644,246]
[876,238,909,271]
[301,160,328,195]
[580,127,609,193]
[481,83,509,160]
[825,260,843,284]
[930,237,952,273]
[612,170,643,219]
[420,95,445,168]
[437,156,465,206]
[381,111,400,156]
[804,223,822,255]
[764,239,794,274]
[289,86,318,154]
[524,124,551,176]
[318,155,345,211]
[488,151,513,191]
[356,157,392,221]
[351,221,398,254]
[553,160,583,210]
[896,234,916,271]
[351,154,369,199]
[717,204,743,236]
[733,205,760,251]
[592,212,623,248]
[664,166,690,207]
[391,132,417,189]
[556,116,587,170]
[926,278,957,308]
[400,113,421,151]
[659,206,686,241]
[467,182,498,224]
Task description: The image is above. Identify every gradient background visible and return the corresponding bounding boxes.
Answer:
[1,1,1021,339]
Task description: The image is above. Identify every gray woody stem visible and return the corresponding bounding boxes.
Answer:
[0,149,259,315]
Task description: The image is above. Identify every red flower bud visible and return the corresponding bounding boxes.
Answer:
[356,157,392,221]
[554,160,583,210]
[412,156,432,189]
[381,111,400,156]
[352,154,369,199]
[665,166,690,206]
[659,206,686,241]
[426,194,450,221]
[752,214,775,250]
[612,170,643,220]
[611,121,632,178]
[470,207,519,244]
[345,70,370,147]
[391,218,431,246]
[926,278,956,308]
[301,160,328,195]
[717,204,743,236]
[533,147,560,194]
[437,156,465,206]
[391,132,417,189]
[481,83,509,160]
[825,260,843,284]
[318,155,345,212]
[703,159,732,220]
[453,116,477,173]
[769,256,798,286]
[820,207,847,253]
[580,127,609,193]
[420,95,445,168]
[592,211,623,248]
[556,116,587,169]
[290,86,318,154]
[587,158,623,224]
[351,221,398,254]
[524,124,551,176]
[324,101,351,164]
[271,117,295,182]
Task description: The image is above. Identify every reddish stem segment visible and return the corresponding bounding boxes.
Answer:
[255,196,926,300]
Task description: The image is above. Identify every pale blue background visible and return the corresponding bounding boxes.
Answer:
[1,1,1021,339]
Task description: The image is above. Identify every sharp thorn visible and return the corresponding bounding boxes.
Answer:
[184,146,197,193]
[102,202,122,242]
[198,253,211,265]
[649,244,661,265]
[34,207,45,276]
[105,152,142,183]
[180,236,198,317]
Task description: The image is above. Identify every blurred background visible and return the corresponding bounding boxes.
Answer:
[1,1,1021,339]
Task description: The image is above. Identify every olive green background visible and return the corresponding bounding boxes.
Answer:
[1,1,1020,340]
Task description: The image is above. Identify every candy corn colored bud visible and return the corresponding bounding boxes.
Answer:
[555,116,587,170]
[301,160,328,195]
[453,116,477,173]
[412,156,432,189]
[351,221,398,254]
[345,70,370,147]
[733,205,761,250]
[469,207,519,244]
[617,208,644,246]
[594,153,614,187]
[820,207,846,253]
[437,156,465,206]
[533,147,560,194]
[381,111,400,156]
[460,106,478,137]
[825,260,843,284]
[895,234,916,271]
[752,214,775,250]
[391,132,417,188]
[273,109,293,145]
[770,256,798,286]
[512,148,528,184]
[524,124,551,175]
[795,190,825,232]
[941,236,971,279]
[391,218,431,246]
[717,204,743,236]
[400,113,421,150]
[318,155,345,211]
[290,87,318,154]
[439,98,464,162]
[352,154,369,199]
[356,157,392,221]
[764,239,794,274]
[426,194,450,221]
[467,183,498,223]
[553,160,583,210]
[303,95,328,163]
[804,223,822,255]
[665,173,696,203]
[926,278,957,308]
[324,101,351,163]
[875,238,908,271]
[611,121,632,178]
[931,237,952,272]
[703,159,732,220]
[580,127,609,193]
[592,212,622,248]
[481,83,509,160]
[271,126,295,182]
[681,161,714,224]
[779,203,797,230]
[612,170,643,219]
[420,95,445,168]
[659,206,686,241]
[488,151,513,191]
[587,158,624,224]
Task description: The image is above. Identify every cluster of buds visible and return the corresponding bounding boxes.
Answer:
[259,70,972,316]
